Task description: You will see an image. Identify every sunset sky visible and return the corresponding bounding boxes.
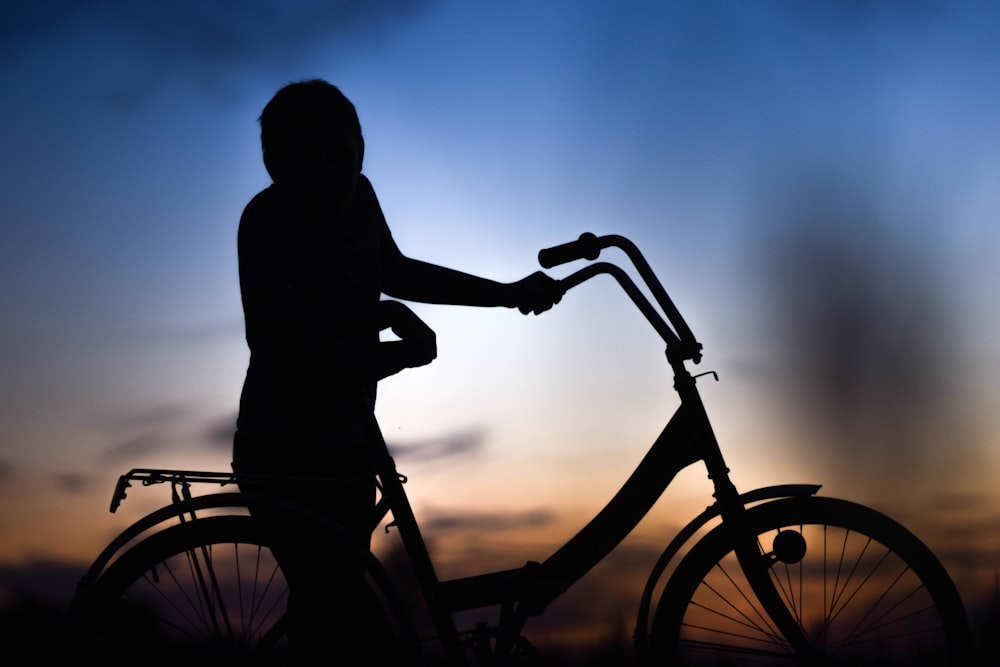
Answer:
[2,0,999,638]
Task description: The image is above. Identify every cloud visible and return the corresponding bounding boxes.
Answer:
[52,472,95,494]
[387,427,487,464]
[89,405,482,466]
[3,0,431,54]
[924,491,993,514]
[2,0,433,109]
[90,403,194,465]
[422,507,555,533]
[95,403,191,432]
[96,433,164,466]
[106,317,245,351]
[91,400,233,454]
[0,460,14,485]
[203,412,238,450]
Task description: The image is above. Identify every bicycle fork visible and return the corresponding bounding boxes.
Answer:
[713,475,818,661]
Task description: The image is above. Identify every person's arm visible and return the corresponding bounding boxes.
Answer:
[360,173,562,314]
[299,297,437,383]
[367,300,437,380]
[382,244,563,314]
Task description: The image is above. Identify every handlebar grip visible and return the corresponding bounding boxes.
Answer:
[538,232,601,268]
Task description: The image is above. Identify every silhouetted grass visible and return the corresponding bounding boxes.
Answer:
[4,591,997,665]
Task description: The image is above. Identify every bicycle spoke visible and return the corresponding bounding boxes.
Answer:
[712,559,788,645]
[243,544,287,644]
[139,553,216,642]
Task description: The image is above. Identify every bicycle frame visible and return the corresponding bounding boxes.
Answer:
[360,234,823,662]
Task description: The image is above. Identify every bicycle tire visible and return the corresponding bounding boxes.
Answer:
[648,496,973,665]
[73,514,419,666]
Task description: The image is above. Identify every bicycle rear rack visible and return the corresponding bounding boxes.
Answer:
[109,467,369,513]
[110,468,239,513]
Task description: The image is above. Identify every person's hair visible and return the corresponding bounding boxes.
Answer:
[258,79,365,179]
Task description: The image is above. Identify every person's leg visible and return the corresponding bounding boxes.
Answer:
[233,433,380,663]
[280,475,379,663]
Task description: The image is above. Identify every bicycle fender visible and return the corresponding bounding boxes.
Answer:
[632,483,820,653]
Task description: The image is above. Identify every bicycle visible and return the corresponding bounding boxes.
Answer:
[70,233,974,665]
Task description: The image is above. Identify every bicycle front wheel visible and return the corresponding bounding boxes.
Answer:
[73,514,417,665]
[649,496,973,665]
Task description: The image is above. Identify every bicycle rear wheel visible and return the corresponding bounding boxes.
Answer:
[73,514,417,665]
[649,496,972,665]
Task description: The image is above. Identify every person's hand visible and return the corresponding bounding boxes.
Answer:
[382,301,437,368]
[509,271,563,315]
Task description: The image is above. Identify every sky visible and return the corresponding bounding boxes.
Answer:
[2,0,1000,642]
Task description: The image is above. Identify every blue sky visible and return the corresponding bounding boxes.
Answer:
[2,0,999,630]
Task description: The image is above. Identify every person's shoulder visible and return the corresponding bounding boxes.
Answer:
[351,173,390,225]
[355,173,376,200]
[240,185,291,227]
[238,186,291,248]
[242,185,281,215]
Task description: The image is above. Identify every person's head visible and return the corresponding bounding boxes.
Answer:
[258,79,365,208]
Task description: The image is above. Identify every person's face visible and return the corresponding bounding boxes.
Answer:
[277,126,361,213]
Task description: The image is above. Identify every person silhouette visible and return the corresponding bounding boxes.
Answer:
[232,79,562,662]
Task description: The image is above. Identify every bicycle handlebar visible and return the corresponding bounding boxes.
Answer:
[541,233,703,363]
[538,232,601,268]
